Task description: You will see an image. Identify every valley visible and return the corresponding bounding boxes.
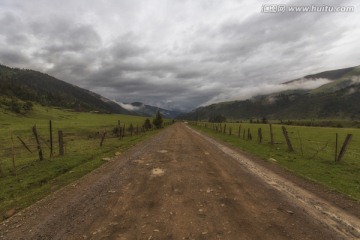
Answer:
[1,123,359,239]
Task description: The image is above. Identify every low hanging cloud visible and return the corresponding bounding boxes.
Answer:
[284,78,332,89]
[0,0,359,111]
[201,78,332,106]
[351,76,360,84]
[116,102,142,111]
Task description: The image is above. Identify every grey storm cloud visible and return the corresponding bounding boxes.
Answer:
[0,0,359,111]
[0,49,28,65]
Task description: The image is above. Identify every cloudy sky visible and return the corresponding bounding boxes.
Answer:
[0,0,359,111]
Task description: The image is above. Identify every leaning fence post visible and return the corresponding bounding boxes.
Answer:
[337,134,353,162]
[282,126,294,152]
[32,125,44,161]
[17,136,32,153]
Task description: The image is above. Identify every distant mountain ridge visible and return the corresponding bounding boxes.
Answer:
[0,64,133,114]
[179,65,360,121]
[284,66,357,84]
[0,64,180,118]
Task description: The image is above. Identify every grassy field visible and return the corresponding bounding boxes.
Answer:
[0,105,169,220]
[190,122,360,201]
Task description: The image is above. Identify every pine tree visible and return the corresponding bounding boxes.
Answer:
[153,111,163,129]
[143,118,152,130]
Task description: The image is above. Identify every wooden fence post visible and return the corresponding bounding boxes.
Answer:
[58,130,64,156]
[335,133,338,162]
[336,134,353,162]
[0,161,3,177]
[258,128,262,143]
[11,131,16,174]
[238,125,241,138]
[282,126,294,152]
[223,124,226,134]
[269,124,274,145]
[117,120,121,138]
[49,120,53,158]
[32,125,44,161]
[297,130,304,156]
[229,127,232,136]
[100,131,107,147]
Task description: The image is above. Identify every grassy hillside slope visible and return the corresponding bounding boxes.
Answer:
[0,64,131,114]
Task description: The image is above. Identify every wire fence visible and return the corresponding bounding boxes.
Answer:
[190,121,359,164]
[0,120,173,177]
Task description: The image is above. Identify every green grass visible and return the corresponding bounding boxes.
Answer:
[191,122,360,201]
[0,105,169,220]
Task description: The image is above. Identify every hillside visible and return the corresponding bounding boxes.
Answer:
[0,64,131,114]
[179,65,360,121]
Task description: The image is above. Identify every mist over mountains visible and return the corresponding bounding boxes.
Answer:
[116,102,182,118]
[179,65,360,121]
[2,62,360,121]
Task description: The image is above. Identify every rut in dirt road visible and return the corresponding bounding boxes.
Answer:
[1,123,359,240]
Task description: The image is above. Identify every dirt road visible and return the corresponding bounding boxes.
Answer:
[1,123,359,239]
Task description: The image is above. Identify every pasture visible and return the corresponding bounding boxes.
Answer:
[191,122,360,201]
[0,105,168,220]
